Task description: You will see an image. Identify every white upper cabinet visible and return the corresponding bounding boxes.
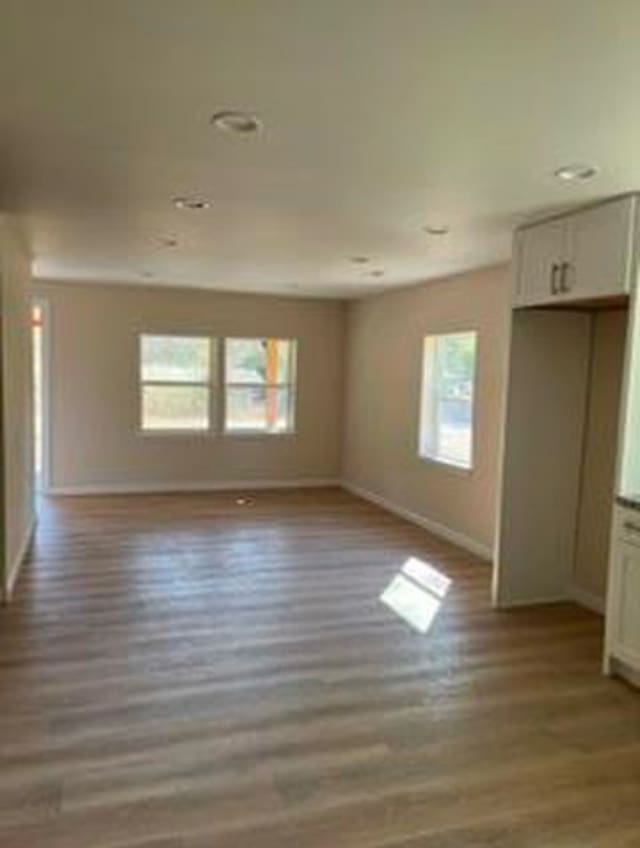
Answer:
[514,195,637,307]
[568,198,635,301]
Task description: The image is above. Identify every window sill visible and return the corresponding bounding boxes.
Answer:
[223,429,297,438]
[137,428,213,438]
[136,428,297,439]
[418,454,474,476]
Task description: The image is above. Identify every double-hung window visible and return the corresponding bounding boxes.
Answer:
[418,331,477,470]
[224,338,296,433]
[140,335,213,432]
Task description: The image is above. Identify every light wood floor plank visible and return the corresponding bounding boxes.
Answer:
[0,487,638,846]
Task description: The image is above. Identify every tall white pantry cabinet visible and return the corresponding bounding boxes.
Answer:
[494,194,640,687]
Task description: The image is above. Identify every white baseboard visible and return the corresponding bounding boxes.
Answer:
[494,594,572,609]
[495,586,605,613]
[610,657,640,688]
[4,513,36,603]
[47,477,341,496]
[341,479,493,561]
[568,583,605,615]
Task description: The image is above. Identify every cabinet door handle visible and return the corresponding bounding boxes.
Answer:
[550,262,560,294]
[560,261,571,292]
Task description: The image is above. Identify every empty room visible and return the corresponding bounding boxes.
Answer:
[1,1,639,846]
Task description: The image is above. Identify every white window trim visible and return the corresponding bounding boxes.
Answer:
[417,331,478,474]
[136,334,299,437]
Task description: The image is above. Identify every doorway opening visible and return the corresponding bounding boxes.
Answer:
[31,300,47,492]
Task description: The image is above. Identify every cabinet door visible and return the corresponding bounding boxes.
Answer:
[514,218,566,306]
[564,196,635,302]
[608,538,640,671]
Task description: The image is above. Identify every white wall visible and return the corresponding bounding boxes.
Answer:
[34,281,346,492]
[343,264,510,556]
[0,215,35,600]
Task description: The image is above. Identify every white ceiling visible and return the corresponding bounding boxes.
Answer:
[1,0,639,298]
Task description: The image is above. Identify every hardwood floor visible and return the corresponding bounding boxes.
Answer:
[0,487,638,847]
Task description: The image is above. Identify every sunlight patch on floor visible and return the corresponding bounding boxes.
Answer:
[380,556,452,634]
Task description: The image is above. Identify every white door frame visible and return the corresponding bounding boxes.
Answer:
[32,296,52,494]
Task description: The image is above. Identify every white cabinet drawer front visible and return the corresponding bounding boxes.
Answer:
[614,504,640,546]
[613,541,640,664]
[620,516,640,547]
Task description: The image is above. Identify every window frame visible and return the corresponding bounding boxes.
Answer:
[417,330,478,473]
[222,337,297,436]
[138,333,217,436]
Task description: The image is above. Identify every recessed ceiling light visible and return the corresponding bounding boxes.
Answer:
[211,110,262,134]
[554,163,599,182]
[423,224,450,236]
[350,256,370,264]
[173,196,211,211]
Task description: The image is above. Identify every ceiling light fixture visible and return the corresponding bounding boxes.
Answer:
[211,110,262,134]
[554,163,599,182]
[173,196,211,211]
[369,269,385,278]
[350,256,370,264]
[423,224,450,236]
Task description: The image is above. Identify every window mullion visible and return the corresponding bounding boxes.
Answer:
[142,380,210,388]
